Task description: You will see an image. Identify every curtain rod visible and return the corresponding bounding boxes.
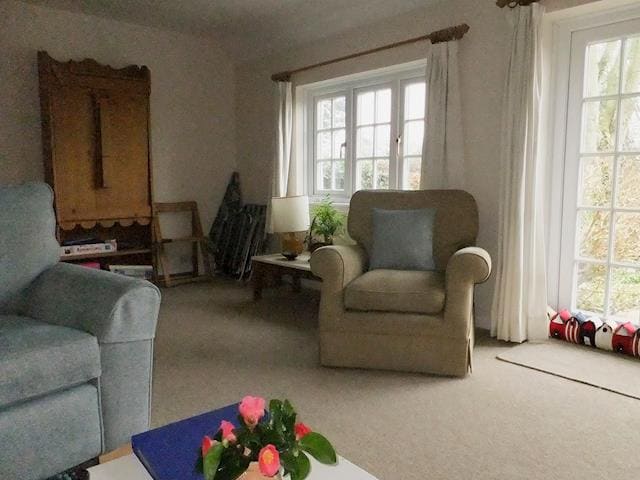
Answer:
[271,23,470,82]
[496,0,539,7]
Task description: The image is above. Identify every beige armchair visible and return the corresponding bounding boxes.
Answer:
[310,190,491,377]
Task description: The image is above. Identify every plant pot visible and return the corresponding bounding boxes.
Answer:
[309,241,332,254]
[239,462,282,480]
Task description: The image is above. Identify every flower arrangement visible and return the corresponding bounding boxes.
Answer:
[199,396,337,480]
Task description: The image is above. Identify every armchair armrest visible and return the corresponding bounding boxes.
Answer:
[311,245,367,331]
[21,262,161,344]
[444,247,492,335]
[20,262,161,450]
[310,244,368,292]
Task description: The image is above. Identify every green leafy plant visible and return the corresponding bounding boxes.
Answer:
[200,396,337,480]
[309,196,345,244]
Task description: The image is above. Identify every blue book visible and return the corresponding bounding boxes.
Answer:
[132,403,239,480]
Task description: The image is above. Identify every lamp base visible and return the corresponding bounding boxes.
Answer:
[280,232,304,260]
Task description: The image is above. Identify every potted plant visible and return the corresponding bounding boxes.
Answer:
[199,396,337,480]
[307,196,345,253]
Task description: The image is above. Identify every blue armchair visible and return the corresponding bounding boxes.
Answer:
[0,183,161,479]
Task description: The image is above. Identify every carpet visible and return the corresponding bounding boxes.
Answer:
[151,280,640,479]
[497,340,640,400]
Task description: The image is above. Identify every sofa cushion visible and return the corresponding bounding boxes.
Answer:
[0,315,100,408]
[0,183,59,313]
[344,269,446,314]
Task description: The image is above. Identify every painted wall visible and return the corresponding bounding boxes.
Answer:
[235,0,511,329]
[234,0,621,329]
[0,0,236,272]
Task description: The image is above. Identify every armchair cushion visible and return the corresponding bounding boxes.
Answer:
[344,269,446,314]
[369,208,436,271]
[0,315,100,409]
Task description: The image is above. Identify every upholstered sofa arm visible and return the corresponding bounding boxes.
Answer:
[444,247,492,335]
[21,262,161,344]
[310,245,368,291]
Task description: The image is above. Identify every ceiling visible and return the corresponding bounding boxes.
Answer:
[23,0,439,61]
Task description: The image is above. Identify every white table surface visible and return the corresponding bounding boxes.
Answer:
[88,453,378,480]
[251,252,312,271]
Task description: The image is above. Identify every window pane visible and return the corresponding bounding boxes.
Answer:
[404,156,421,190]
[356,160,373,190]
[614,213,640,264]
[357,91,375,125]
[333,97,346,128]
[610,267,640,322]
[317,99,332,130]
[404,120,424,156]
[584,40,621,97]
[581,100,618,153]
[317,131,332,160]
[317,161,332,190]
[619,96,640,151]
[375,159,389,189]
[616,156,640,208]
[374,124,390,157]
[575,262,606,314]
[577,210,610,260]
[375,89,391,123]
[333,160,345,190]
[332,129,345,159]
[404,82,425,120]
[578,156,612,207]
[623,36,640,94]
[356,126,374,158]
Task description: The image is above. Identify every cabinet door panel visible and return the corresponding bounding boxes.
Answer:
[50,86,97,222]
[95,92,151,219]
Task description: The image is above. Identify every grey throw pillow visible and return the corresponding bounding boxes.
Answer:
[369,208,437,271]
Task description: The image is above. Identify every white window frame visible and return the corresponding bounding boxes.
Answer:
[547,3,640,314]
[299,61,427,204]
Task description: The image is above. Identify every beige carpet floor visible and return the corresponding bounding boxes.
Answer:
[151,280,640,480]
[497,340,640,400]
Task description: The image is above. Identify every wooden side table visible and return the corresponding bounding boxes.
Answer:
[251,252,319,300]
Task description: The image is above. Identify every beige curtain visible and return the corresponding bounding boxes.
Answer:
[273,81,294,197]
[420,40,465,190]
[267,81,295,233]
[491,3,548,342]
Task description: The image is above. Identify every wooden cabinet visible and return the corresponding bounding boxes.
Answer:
[38,52,154,269]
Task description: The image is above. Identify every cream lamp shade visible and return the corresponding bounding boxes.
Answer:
[271,196,310,233]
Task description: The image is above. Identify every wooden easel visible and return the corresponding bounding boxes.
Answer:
[153,201,212,287]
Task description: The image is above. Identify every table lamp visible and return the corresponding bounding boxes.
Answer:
[271,196,310,260]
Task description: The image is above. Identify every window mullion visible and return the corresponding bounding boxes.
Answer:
[603,38,627,318]
[390,79,400,190]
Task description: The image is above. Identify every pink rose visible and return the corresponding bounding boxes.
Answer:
[238,396,266,428]
[294,422,312,440]
[219,420,237,443]
[258,444,280,477]
[201,435,216,457]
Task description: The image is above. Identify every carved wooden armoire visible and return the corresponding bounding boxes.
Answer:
[37,51,154,270]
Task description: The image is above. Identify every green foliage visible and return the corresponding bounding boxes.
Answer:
[298,432,337,465]
[281,451,311,480]
[310,196,345,243]
[204,443,225,480]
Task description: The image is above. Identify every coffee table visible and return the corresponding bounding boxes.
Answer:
[88,451,377,479]
[251,252,319,300]
[89,403,378,479]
